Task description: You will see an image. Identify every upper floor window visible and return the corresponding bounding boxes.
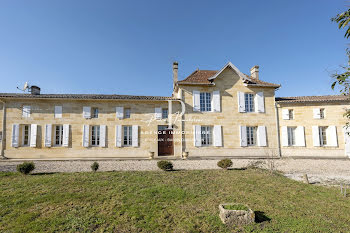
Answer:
[123,126,132,146]
[288,110,294,120]
[162,108,168,119]
[91,125,100,146]
[246,126,257,146]
[287,127,296,146]
[319,126,327,146]
[201,126,212,146]
[54,106,62,118]
[125,108,131,119]
[320,108,325,119]
[22,106,31,118]
[55,125,63,146]
[92,108,99,118]
[244,94,254,112]
[200,92,211,112]
[22,125,31,146]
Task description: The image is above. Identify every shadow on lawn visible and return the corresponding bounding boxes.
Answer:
[254,211,271,223]
[31,172,57,176]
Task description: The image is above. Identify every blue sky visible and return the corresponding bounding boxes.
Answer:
[0,0,348,97]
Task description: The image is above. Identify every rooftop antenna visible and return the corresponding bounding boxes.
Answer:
[17,82,30,92]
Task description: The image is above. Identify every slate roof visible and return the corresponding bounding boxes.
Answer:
[275,95,350,103]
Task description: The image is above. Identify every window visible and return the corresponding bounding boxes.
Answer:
[288,109,294,120]
[54,125,63,146]
[287,127,296,146]
[200,92,212,112]
[125,108,131,119]
[123,126,132,146]
[22,125,31,146]
[162,108,168,119]
[319,126,327,146]
[22,106,31,118]
[320,108,325,119]
[91,125,100,146]
[244,93,254,112]
[246,126,257,146]
[92,108,99,118]
[201,126,212,146]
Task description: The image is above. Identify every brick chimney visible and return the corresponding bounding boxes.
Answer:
[250,65,259,80]
[30,85,41,95]
[173,62,178,89]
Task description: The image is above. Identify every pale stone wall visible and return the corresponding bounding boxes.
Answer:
[0,103,3,153]
[277,102,349,158]
[3,99,182,159]
[179,67,279,157]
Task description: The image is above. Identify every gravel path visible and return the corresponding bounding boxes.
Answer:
[1,158,350,185]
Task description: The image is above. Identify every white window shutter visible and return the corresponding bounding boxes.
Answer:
[155,108,162,120]
[12,124,19,148]
[45,124,52,147]
[312,126,320,147]
[82,125,89,147]
[239,125,247,147]
[63,124,69,147]
[132,125,138,147]
[213,125,222,147]
[281,126,288,146]
[116,107,124,119]
[343,126,350,156]
[83,106,91,119]
[255,92,265,113]
[116,125,122,147]
[282,109,290,120]
[100,125,106,147]
[193,90,200,112]
[257,126,267,147]
[193,125,201,147]
[326,126,338,147]
[22,106,31,118]
[237,92,245,113]
[313,108,321,119]
[30,124,37,147]
[54,106,62,118]
[296,126,305,147]
[212,91,221,112]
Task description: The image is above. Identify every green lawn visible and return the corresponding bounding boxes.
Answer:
[1,169,350,232]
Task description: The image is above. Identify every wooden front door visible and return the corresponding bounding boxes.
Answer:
[158,126,174,156]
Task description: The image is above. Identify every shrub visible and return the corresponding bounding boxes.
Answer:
[91,162,99,172]
[217,159,233,170]
[16,162,35,175]
[157,160,173,171]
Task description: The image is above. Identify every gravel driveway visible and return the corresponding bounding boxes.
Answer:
[1,158,350,185]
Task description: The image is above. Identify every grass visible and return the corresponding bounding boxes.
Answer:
[1,169,350,232]
[223,204,249,211]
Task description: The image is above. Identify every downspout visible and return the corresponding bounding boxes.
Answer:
[275,102,282,157]
[0,99,6,159]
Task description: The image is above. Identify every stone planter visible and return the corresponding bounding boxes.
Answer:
[219,203,255,226]
[148,152,154,160]
[182,151,189,159]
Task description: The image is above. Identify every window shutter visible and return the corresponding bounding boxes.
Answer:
[155,108,162,120]
[100,125,106,147]
[344,126,350,156]
[45,124,52,147]
[63,124,69,147]
[212,91,221,112]
[255,92,265,113]
[213,125,222,147]
[116,107,124,119]
[30,124,37,147]
[193,91,200,112]
[296,126,305,147]
[239,125,247,147]
[82,125,89,147]
[237,92,245,113]
[312,126,320,147]
[326,126,338,147]
[281,126,288,146]
[282,109,290,120]
[22,106,31,118]
[193,125,201,147]
[83,106,91,119]
[132,125,138,147]
[257,126,267,147]
[313,108,321,119]
[116,125,122,147]
[54,106,62,118]
[12,124,19,148]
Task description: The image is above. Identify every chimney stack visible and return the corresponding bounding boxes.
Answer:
[173,61,178,89]
[30,85,41,95]
[250,65,259,80]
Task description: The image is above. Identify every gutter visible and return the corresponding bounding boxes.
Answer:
[274,102,282,157]
[0,99,6,159]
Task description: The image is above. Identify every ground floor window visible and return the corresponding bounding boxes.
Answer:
[54,125,63,146]
[287,127,296,146]
[319,126,327,146]
[123,126,132,146]
[91,125,100,146]
[201,126,212,146]
[22,124,31,146]
[246,126,257,146]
